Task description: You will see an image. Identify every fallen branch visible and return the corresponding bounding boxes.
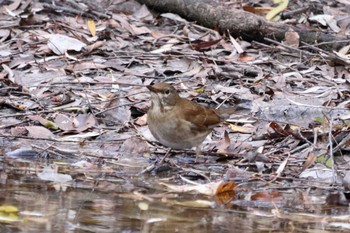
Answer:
[136,0,349,51]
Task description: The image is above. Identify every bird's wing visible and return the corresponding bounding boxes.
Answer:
[178,99,222,129]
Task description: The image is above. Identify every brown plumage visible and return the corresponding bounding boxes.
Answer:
[146,83,234,156]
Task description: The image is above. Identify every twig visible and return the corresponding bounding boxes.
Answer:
[139,148,172,174]
[281,6,309,19]
[95,100,144,116]
[42,3,110,19]
[0,119,30,129]
[301,41,350,66]
[264,37,315,56]
[328,117,336,184]
[0,134,126,143]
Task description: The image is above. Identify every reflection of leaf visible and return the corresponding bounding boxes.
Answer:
[216,181,236,195]
[160,181,222,196]
[0,212,20,223]
[0,205,18,213]
[251,190,281,201]
[0,205,20,223]
[37,166,72,183]
[215,181,236,204]
[173,200,213,208]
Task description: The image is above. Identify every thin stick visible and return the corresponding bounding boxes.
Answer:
[139,148,172,174]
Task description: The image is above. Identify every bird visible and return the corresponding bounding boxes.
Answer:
[146,82,235,159]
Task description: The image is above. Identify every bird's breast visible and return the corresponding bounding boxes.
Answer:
[147,109,210,149]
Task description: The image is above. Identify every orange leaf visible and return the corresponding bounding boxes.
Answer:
[251,190,281,202]
[215,181,237,204]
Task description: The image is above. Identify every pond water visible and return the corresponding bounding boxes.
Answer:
[0,154,349,233]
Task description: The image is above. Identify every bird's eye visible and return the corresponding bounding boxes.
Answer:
[165,89,170,95]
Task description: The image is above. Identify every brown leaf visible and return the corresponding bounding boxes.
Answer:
[10,126,26,136]
[325,192,348,206]
[216,181,237,195]
[217,130,231,153]
[215,181,237,204]
[73,114,96,132]
[104,98,131,125]
[25,126,55,139]
[301,151,316,172]
[27,115,59,130]
[133,5,153,21]
[6,0,22,11]
[283,28,300,48]
[243,5,270,16]
[269,121,289,136]
[48,34,86,55]
[190,39,221,51]
[239,54,255,62]
[225,166,252,179]
[54,114,74,131]
[84,40,107,54]
[251,190,281,202]
[119,136,150,156]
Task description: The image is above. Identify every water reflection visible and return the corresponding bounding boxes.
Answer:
[0,159,349,233]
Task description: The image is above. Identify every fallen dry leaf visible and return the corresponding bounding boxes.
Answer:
[25,126,55,139]
[48,34,87,55]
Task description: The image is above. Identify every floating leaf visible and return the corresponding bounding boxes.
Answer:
[37,166,73,183]
[0,205,18,213]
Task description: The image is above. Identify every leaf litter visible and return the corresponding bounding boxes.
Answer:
[0,0,350,231]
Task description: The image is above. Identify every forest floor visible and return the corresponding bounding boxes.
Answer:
[0,0,350,232]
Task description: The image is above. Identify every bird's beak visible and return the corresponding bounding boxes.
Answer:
[146,85,154,91]
[147,85,160,93]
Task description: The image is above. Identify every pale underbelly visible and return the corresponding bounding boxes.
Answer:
[148,118,209,149]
